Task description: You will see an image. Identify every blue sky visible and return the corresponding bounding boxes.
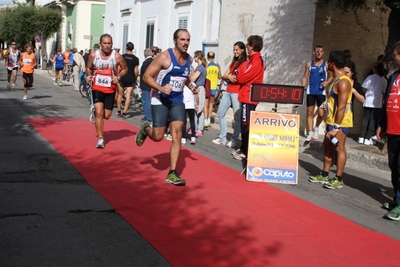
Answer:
[0,0,13,4]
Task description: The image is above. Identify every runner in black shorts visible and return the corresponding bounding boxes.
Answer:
[116,42,139,119]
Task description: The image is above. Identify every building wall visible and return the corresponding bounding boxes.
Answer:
[65,5,77,48]
[218,0,317,133]
[90,4,105,48]
[104,0,219,63]
[313,1,389,134]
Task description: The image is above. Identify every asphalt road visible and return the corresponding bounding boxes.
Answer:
[0,65,398,266]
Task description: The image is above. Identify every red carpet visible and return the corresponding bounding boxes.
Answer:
[29,118,399,267]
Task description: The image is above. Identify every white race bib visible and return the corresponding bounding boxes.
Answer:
[170,76,186,92]
[23,59,32,64]
[96,74,112,88]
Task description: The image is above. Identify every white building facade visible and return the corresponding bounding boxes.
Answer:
[103,0,221,62]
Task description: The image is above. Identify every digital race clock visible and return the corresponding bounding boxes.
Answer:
[250,84,304,105]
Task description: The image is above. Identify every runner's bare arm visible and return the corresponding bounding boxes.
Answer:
[301,61,311,87]
[143,51,172,94]
[85,52,96,82]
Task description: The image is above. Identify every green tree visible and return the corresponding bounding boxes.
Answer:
[315,0,400,70]
[0,4,62,65]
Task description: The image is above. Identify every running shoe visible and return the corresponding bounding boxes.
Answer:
[181,138,186,145]
[323,177,344,189]
[53,82,57,86]
[232,149,246,160]
[165,134,172,141]
[89,106,95,124]
[357,137,364,144]
[135,121,151,146]
[382,201,397,211]
[96,138,105,149]
[204,123,212,128]
[212,138,226,145]
[308,173,329,184]
[187,129,192,135]
[165,171,186,186]
[7,83,11,89]
[190,137,196,145]
[11,84,15,90]
[305,131,314,142]
[384,205,400,221]
[226,140,237,148]
[195,130,203,137]
[117,110,122,118]
[371,135,378,140]
[121,113,128,119]
[364,139,374,146]
[22,95,28,100]
[59,82,62,87]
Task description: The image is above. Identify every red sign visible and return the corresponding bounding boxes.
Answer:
[250,84,304,105]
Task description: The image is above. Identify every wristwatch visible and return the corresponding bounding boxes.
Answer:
[333,124,341,131]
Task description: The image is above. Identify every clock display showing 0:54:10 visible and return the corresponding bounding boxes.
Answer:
[250,84,305,105]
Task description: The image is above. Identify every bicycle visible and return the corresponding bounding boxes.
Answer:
[44,59,54,76]
[63,64,73,82]
[79,78,92,104]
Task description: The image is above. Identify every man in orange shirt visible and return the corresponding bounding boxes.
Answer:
[19,44,36,100]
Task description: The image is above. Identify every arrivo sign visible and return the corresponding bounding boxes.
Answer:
[250,83,304,105]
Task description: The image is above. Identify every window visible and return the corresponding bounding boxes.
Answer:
[122,24,129,54]
[146,21,155,48]
[178,17,188,29]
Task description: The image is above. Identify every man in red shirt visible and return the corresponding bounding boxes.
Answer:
[231,35,264,161]
[376,40,400,220]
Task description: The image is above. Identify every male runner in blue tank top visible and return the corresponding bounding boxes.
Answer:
[136,29,196,186]
[302,45,333,142]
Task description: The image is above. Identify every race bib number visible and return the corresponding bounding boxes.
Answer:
[23,59,32,64]
[170,77,186,92]
[95,75,112,88]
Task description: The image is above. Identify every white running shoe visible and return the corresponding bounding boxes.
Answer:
[23,95,28,100]
[358,137,364,144]
[96,138,105,149]
[181,138,186,145]
[371,135,378,140]
[305,131,314,142]
[226,140,237,148]
[364,139,374,146]
[212,138,226,145]
[190,137,196,145]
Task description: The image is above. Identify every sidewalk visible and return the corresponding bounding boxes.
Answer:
[211,112,390,172]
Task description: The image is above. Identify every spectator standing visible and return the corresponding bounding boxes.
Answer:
[204,51,221,127]
[302,45,333,141]
[212,41,247,148]
[72,47,85,92]
[140,48,154,122]
[191,50,207,137]
[358,63,387,145]
[231,35,264,161]
[376,40,400,221]
[309,51,353,189]
[183,85,196,144]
